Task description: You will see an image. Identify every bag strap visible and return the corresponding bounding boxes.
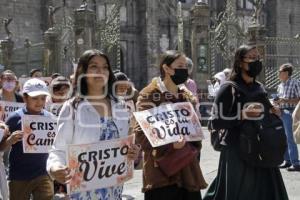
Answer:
[208,83,236,131]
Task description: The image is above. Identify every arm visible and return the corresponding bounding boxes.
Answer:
[210,84,241,130]
[47,100,74,183]
[0,121,10,151]
[0,115,23,151]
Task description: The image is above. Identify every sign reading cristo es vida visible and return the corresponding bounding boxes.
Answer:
[133,102,204,147]
[66,135,135,194]
[22,115,57,153]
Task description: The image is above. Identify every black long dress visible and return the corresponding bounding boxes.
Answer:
[203,77,289,200]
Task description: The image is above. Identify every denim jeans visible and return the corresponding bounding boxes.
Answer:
[281,109,300,166]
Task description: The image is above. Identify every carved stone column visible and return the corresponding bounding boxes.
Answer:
[74,7,96,60]
[190,2,210,90]
[248,24,267,83]
[44,28,60,75]
[0,39,14,71]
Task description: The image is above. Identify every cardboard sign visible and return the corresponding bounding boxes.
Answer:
[0,101,25,121]
[133,102,204,147]
[22,115,57,153]
[45,103,63,117]
[67,135,134,194]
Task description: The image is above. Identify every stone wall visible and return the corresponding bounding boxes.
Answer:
[0,0,43,48]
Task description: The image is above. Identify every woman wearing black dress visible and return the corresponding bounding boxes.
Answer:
[203,45,289,200]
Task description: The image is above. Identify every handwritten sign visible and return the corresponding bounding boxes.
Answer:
[0,101,25,121]
[67,135,134,194]
[133,102,204,147]
[22,115,57,153]
[45,103,63,118]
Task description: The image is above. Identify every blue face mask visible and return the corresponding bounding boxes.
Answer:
[170,68,189,85]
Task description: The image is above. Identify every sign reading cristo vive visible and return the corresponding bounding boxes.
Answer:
[133,102,204,147]
[67,135,134,194]
[22,115,57,153]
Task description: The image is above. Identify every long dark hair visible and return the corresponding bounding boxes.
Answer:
[159,50,185,79]
[74,49,117,103]
[229,44,256,81]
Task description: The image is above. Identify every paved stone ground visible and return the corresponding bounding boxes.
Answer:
[123,128,300,200]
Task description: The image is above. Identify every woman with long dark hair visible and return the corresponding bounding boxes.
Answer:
[204,45,288,200]
[134,50,207,200]
[47,49,140,200]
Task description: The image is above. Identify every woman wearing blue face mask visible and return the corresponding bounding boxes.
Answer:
[133,50,207,200]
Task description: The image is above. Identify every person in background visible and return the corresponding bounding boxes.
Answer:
[45,76,72,198]
[134,50,207,200]
[0,70,24,197]
[29,68,43,78]
[114,71,143,168]
[0,78,54,200]
[51,73,62,80]
[114,70,139,104]
[203,44,288,200]
[46,76,71,104]
[275,63,300,171]
[222,68,232,80]
[0,70,23,103]
[185,57,198,98]
[0,121,10,200]
[207,71,226,98]
[47,49,140,200]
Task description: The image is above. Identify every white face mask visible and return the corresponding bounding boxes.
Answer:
[2,81,16,92]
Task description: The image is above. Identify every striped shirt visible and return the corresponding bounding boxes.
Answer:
[277,78,300,109]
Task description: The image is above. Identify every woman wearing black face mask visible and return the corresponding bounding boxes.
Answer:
[203,45,288,200]
[133,50,207,200]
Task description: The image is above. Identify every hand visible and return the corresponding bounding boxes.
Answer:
[242,103,264,120]
[274,98,288,105]
[0,122,10,142]
[127,144,141,161]
[173,136,186,149]
[50,165,72,184]
[270,107,281,117]
[7,131,23,145]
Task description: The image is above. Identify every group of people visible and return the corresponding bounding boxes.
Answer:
[0,45,297,200]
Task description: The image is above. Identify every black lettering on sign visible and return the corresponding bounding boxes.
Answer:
[4,106,20,112]
[30,122,57,131]
[77,145,129,181]
[27,133,54,146]
[151,122,190,139]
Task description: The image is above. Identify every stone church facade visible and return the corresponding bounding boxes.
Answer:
[0,0,300,89]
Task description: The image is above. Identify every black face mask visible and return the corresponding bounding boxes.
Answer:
[246,60,263,78]
[170,68,189,85]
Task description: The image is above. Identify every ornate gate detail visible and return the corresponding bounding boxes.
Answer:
[264,37,300,90]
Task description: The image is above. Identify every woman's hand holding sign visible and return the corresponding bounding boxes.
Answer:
[173,136,186,149]
[50,165,72,184]
[127,144,141,161]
